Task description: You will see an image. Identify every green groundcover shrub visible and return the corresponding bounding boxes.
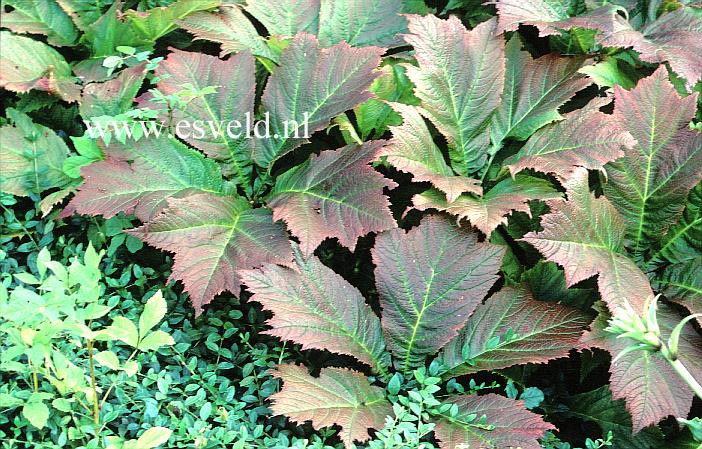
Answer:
[1,0,701,448]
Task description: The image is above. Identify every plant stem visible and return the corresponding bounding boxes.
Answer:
[668,357,702,399]
[29,360,39,392]
[87,340,100,425]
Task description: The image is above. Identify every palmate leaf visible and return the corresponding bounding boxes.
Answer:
[0,31,80,102]
[146,48,256,187]
[79,63,148,118]
[240,248,389,374]
[181,0,408,58]
[522,168,654,313]
[434,394,555,449]
[0,109,71,197]
[129,192,292,315]
[372,216,504,372]
[566,386,664,449]
[1,0,78,46]
[267,141,396,255]
[412,175,560,236]
[65,136,224,222]
[580,303,702,432]
[243,0,320,38]
[505,103,636,181]
[604,67,702,253]
[316,0,407,48]
[253,33,382,169]
[491,35,591,148]
[270,365,391,449]
[649,183,702,266]
[656,258,702,327]
[176,4,277,60]
[439,286,590,377]
[403,15,505,175]
[493,2,702,86]
[380,103,482,202]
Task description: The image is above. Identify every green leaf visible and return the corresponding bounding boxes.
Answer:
[404,15,505,175]
[93,350,121,370]
[604,67,702,253]
[0,109,71,196]
[373,215,504,372]
[355,63,418,140]
[649,183,702,266]
[271,365,392,449]
[579,57,636,89]
[0,31,80,101]
[439,286,590,377]
[267,141,396,254]
[22,400,49,429]
[138,330,175,352]
[240,248,390,375]
[139,291,166,335]
[123,0,220,42]
[99,316,139,348]
[83,2,151,57]
[129,192,293,315]
[134,427,173,448]
[1,0,78,46]
[566,386,664,449]
[243,0,319,38]
[491,35,591,149]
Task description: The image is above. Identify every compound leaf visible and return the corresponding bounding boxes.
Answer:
[0,31,80,102]
[373,215,504,372]
[522,168,654,313]
[65,136,224,222]
[177,4,277,60]
[271,365,391,449]
[267,140,396,255]
[0,109,71,197]
[254,33,382,169]
[580,303,702,432]
[506,104,635,181]
[439,285,590,376]
[413,175,560,236]
[604,67,702,253]
[566,386,665,449]
[240,249,390,373]
[434,393,555,449]
[650,183,702,266]
[129,192,292,315]
[318,0,407,48]
[148,48,256,187]
[1,0,78,46]
[243,0,320,38]
[380,103,482,202]
[79,63,147,118]
[491,35,591,148]
[404,15,505,175]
